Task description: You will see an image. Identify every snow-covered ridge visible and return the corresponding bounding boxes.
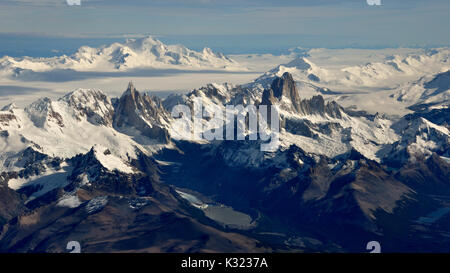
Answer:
[0,36,246,75]
[391,70,450,108]
[256,48,450,89]
[161,73,444,164]
[1,71,448,175]
[247,48,450,116]
[0,88,144,172]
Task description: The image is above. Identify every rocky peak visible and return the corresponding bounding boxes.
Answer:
[298,95,343,118]
[261,88,277,106]
[283,57,312,70]
[195,83,232,103]
[271,72,300,103]
[60,88,114,126]
[113,82,170,143]
[123,81,137,97]
[1,103,18,112]
[116,82,167,123]
[262,72,342,118]
[261,72,301,112]
[25,97,64,128]
[0,103,19,130]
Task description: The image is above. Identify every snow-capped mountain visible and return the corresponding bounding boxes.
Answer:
[0,36,245,77]
[114,82,170,142]
[0,71,449,253]
[152,73,449,253]
[247,48,450,116]
[0,85,169,174]
[256,49,450,89]
[392,70,450,108]
[164,72,405,162]
[1,71,448,191]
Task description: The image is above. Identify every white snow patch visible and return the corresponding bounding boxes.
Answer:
[92,144,134,173]
[8,163,72,203]
[57,194,83,208]
[85,196,108,214]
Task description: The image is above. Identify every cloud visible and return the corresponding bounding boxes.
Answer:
[0,0,448,48]
[10,68,254,83]
[1,0,65,6]
[0,85,45,95]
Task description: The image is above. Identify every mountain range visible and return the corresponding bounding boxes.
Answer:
[0,36,245,79]
[251,48,450,115]
[0,46,449,252]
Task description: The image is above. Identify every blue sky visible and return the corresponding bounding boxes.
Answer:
[0,0,449,53]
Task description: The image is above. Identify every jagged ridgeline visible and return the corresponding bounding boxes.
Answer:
[0,72,449,252]
[0,36,246,76]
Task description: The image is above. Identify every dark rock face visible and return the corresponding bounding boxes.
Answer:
[308,73,320,82]
[284,119,317,138]
[395,154,450,195]
[113,82,170,143]
[269,72,302,112]
[155,138,450,252]
[66,148,154,197]
[0,181,24,227]
[0,113,17,130]
[271,73,300,104]
[423,70,450,97]
[0,146,265,253]
[262,72,343,118]
[0,147,61,181]
[0,71,448,253]
[200,83,229,102]
[261,88,277,107]
[0,196,264,253]
[298,95,343,118]
[405,107,450,128]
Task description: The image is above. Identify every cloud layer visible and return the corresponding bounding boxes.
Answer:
[0,0,449,48]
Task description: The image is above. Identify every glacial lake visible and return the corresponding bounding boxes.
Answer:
[176,189,255,229]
